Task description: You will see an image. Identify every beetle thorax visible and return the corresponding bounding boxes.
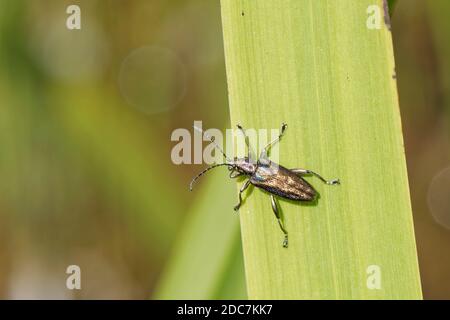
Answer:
[233,157,257,175]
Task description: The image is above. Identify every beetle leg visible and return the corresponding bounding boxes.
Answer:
[290,168,340,185]
[237,124,256,161]
[234,179,251,211]
[270,195,289,248]
[260,123,287,159]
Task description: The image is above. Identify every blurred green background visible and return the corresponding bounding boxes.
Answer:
[0,0,449,299]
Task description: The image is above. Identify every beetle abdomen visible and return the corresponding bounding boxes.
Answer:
[250,164,316,201]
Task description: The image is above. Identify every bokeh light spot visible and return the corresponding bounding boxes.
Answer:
[427,166,450,229]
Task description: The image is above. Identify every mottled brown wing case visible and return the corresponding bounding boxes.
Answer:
[250,164,316,201]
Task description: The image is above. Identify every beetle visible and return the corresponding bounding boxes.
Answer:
[189,123,340,248]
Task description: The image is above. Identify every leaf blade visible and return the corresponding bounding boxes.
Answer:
[221,0,422,299]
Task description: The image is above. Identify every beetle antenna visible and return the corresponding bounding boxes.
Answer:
[193,125,231,162]
[190,163,231,191]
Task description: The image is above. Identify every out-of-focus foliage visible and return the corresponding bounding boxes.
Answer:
[393,0,450,299]
[154,169,246,300]
[0,0,234,298]
[388,0,398,14]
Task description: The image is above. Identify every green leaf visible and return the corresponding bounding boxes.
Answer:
[221,0,422,299]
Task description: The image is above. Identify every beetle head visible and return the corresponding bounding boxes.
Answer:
[190,125,257,190]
